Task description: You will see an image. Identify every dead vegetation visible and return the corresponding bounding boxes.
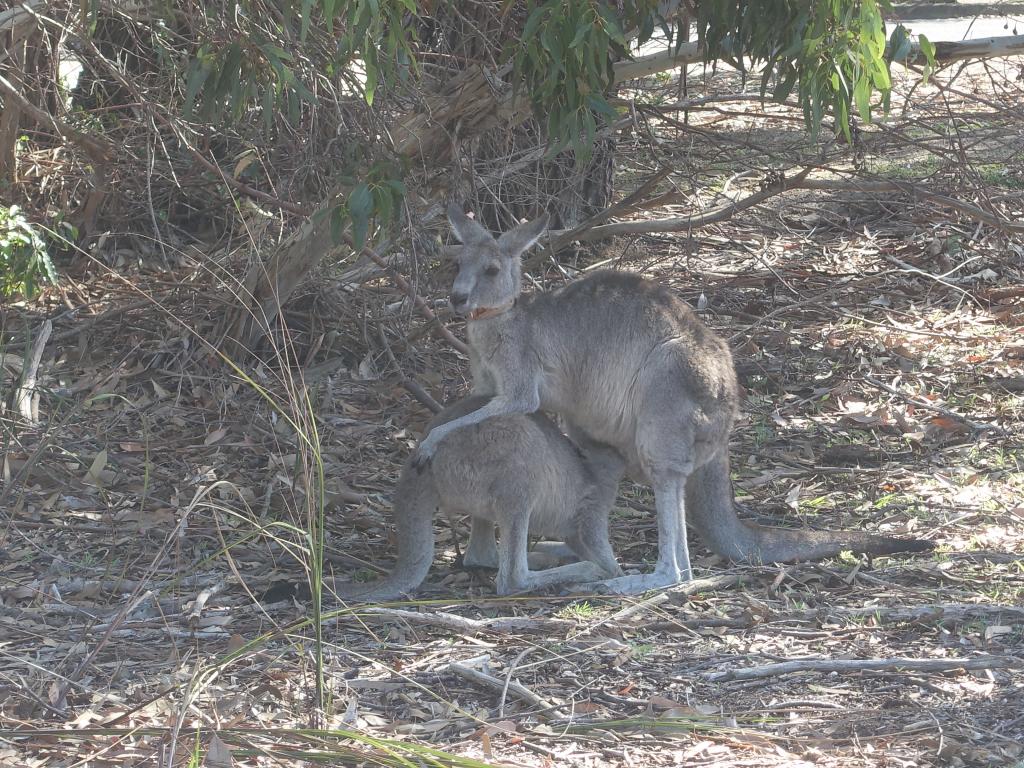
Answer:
[2,41,1024,768]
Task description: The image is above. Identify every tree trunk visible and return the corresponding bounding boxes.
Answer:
[0,11,40,185]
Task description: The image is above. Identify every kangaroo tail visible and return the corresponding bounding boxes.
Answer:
[685,451,934,564]
[331,466,437,602]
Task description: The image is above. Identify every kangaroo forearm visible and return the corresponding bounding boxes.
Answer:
[426,394,538,441]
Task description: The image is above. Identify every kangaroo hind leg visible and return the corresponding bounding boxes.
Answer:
[578,471,690,594]
[463,517,499,568]
[495,508,606,595]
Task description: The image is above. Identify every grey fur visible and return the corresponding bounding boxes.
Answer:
[412,204,933,594]
[331,396,625,601]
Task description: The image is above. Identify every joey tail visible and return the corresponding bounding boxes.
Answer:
[331,466,437,602]
[686,451,934,563]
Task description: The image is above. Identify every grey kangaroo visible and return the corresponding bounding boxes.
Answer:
[332,395,625,600]
[412,204,933,594]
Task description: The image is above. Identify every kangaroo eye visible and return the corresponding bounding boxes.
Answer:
[484,264,500,277]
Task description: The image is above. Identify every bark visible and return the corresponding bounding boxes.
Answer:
[216,210,343,356]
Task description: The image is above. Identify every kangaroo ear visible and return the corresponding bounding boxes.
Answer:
[447,203,492,244]
[497,212,550,259]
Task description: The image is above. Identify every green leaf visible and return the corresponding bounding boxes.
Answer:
[364,47,378,106]
[300,0,313,42]
[522,7,546,42]
[348,183,373,248]
[214,43,243,100]
[322,0,337,34]
[918,33,936,65]
[569,20,590,49]
[853,76,871,121]
[586,94,618,120]
[261,82,275,134]
[888,25,912,61]
[330,205,347,245]
[596,3,627,46]
[348,183,372,220]
[183,59,211,119]
[773,67,799,102]
[918,33,936,84]
[373,185,392,227]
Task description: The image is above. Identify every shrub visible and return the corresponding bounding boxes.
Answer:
[0,206,57,298]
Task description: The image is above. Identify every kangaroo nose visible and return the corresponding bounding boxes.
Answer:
[450,291,469,310]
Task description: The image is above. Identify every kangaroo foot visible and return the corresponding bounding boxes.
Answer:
[578,566,690,595]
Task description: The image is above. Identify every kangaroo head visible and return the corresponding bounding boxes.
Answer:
[446,203,549,321]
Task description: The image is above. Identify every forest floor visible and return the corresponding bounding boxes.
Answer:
[2,47,1024,768]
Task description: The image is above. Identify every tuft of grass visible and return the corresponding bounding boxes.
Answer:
[558,600,596,619]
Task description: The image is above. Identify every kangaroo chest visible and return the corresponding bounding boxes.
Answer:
[467,313,639,453]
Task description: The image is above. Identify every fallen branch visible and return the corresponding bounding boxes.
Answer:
[450,660,560,713]
[802,178,1024,235]
[560,167,814,242]
[554,172,1024,247]
[863,375,1006,435]
[0,1,45,34]
[606,34,1024,85]
[925,33,1024,64]
[806,603,1024,624]
[707,655,1021,682]
[334,606,574,635]
[186,582,225,629]
[14,319,51,423]
[667,574,749,596]
[609,592,670,622]
[0,70,109,162]
[51,299,152,343]
[535,167,675,262]
[377,324,443,414]
[363,249,469,356]
[611,42,704,81]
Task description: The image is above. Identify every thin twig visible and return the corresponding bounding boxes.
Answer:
[363,249,469,355]
[498,648,534,719]
[706,655,1021,682]
[51,590,155,711]
[376,324,443,414]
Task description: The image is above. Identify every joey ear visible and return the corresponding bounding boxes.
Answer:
[447,203,492,244]
[497,212,550,258]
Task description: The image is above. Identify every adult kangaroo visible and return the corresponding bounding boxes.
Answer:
[412,205,932,594]
[333,395,625,600]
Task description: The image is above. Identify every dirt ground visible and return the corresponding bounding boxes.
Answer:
[2,49,1023,768]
